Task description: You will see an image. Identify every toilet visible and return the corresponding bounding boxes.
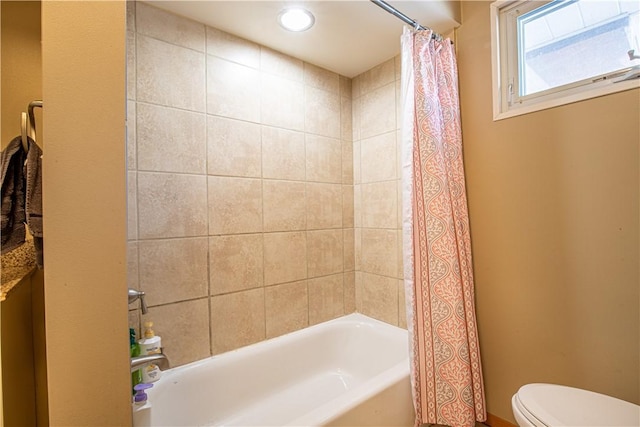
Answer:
[512,383,640,426]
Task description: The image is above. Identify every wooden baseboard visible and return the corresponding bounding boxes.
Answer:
[485,412,517,427]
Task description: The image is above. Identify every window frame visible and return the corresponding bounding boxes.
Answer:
[490,0,640,121]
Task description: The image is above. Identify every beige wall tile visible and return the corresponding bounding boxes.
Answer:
[342,140,353,184]
[360,58,395,95]
[397,176,403,230]
[210,234,263,295]
[265,281,308,338]
[351,74,362,99]
[306,183,342,230]
[304,63,340,93]
[211,288,265,354]
[207,56,260,122]
[307,229,343,278]
[342,185,354,228]
[361,228,398,278]
[206,26,259,68]
[127,100,136,170]
[394,54,401,82]
[207,116,261,178]
[398,279,407,329]
[261,126,305,181]
[396,129,403,178]
[397,228,404,279]
[361,181,397,229]
[144,298,211,367]
[341,96,353,142]
[352,97,361,141]
[137,103,206,174]
[261,73,304,131]
[360,83,395,139]
[304,86,340,139]
[261,47,303,81]
[357,273,398,326]
[127,171,137,241]
[353,140,361,184]
[137,35,205,111]
[127,31,136,101]
[263,231,307,285]
[396,79,402,131]
[136,2,205,52]
[305,134,342,183]
[353,184,362,228]
[127,241,139,291]
[208,176,263,234]
[354,271,363,307]
[361,131,396,183]
[126,1,136,32]
[343,228,355,272]
[354,227,362,271]
[308,274,344,325]
[263,180,306,232]
[139,238,209,306]
[138,172,208,239]
[344,271,356,313]
[340,76,352,99]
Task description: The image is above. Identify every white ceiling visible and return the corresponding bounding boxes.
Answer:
[149,1,461,78]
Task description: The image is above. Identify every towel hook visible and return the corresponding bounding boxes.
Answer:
[20,112,29,151]
[27,100,43,144]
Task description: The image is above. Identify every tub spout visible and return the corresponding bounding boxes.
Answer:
[131,353,170,373]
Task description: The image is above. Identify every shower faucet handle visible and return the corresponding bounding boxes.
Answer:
[128,288,148,314]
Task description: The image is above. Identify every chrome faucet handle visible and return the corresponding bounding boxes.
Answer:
[130,353,170,372]
[128,288,148,314]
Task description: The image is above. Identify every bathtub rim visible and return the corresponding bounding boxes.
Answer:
[159,312,408,377]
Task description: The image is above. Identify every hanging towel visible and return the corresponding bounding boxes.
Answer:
[25,138,43,268]
[0,136,44,268]
[1,136,27,254]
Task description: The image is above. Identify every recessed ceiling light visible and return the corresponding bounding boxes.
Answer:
[278,8,315,32]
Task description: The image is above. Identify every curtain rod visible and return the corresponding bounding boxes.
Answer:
[369,0,443,41]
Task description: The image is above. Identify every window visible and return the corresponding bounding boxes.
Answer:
[491,0,640,120]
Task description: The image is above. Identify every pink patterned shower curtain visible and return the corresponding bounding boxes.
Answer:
[400,28,486,427]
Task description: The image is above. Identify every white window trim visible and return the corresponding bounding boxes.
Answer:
[490,0,640,121]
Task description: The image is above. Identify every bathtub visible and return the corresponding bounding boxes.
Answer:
[132,313,414,426]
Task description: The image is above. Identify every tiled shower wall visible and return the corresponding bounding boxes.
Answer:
[126,2,356,367]
[352,58,406,329]
[127,2,407,368]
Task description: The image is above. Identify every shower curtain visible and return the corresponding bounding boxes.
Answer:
[400,28,486,427]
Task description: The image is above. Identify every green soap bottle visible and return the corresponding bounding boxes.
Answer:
[130,328,142,394]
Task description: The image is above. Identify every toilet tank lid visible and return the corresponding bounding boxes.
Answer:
[517,383,640,427]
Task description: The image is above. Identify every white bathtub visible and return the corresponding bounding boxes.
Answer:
[132,313,414,427]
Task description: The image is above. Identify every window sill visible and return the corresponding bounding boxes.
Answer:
[493,77,640,121]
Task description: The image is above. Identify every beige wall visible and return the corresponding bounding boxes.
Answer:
[457,1,640,422]
[126,3,355,367]
[1,1,42,148]
[352,57,407,328]
[42,2,130,426]
[1,275,36,426]
[1,2,47,425]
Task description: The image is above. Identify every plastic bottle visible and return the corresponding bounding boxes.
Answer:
[132,383,153,426]
[138,321,162,383]
[133,383,153,406]
[130,328,142,394]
